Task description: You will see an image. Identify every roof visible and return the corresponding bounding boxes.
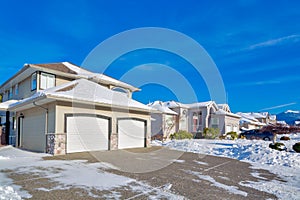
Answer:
[185,101,214,109]
[0,100,19,111]
[163,101,189,108]
[31,62,78,75]
[214,109,240,118]
[9,79,150,112]
[1,62,139,92]
[148,101,178,115]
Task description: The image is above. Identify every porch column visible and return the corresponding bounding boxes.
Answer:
[5,111,10,145]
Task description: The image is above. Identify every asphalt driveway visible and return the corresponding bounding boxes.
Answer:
[6,147,282,199]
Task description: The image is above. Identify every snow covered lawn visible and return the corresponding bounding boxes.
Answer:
[0,146,182,199]
[153,133,300,200]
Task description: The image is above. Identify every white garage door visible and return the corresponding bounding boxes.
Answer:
[118,119,146,149]
[66,115,110,153]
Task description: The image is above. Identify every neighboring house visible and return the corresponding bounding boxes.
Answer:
[161,101,240,137]
[148,101,177,140]
[295,121,300,126]
[236,112,277,131]
[277,120,289,127]
[236,112,266,130]
[0,62,151,155]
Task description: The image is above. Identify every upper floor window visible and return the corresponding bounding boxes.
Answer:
[15,83,19,95]
[40,72,55,90]
[0,94,3,102]
[8,87,13,100]
[31,73,37,91]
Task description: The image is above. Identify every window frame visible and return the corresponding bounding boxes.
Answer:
[15,83,19,95]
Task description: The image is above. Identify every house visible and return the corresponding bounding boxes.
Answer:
[148,101,177,140]
[153,101,240,137]
[236,112,266,130]
[236,112,277,131]
[0,62,151,155]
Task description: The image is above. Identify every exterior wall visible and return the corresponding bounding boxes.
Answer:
[55,75,74,87]
[224,116,240,134]
[163,114,176,139]
[55,101,151,154]
[151,113,163,136]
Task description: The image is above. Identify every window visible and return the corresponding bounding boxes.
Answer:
[211,117,219,129]
[40,72,55,89]
[8,88,13,100]
[0,94,2,102]
[31,73,37,90]
[112,87,129,97]
[15,83,19,95]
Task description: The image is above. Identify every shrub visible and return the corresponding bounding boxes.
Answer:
[170,130,193,140]
[280,136,290,141]
[219,135,226,140]
[203,128,219,139]
[292,142,300,153]
[226,132,238,140]
[269,142,287,151]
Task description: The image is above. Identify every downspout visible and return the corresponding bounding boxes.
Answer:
[33,102,48,153]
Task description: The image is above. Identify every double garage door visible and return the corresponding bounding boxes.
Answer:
[66,115,146,153]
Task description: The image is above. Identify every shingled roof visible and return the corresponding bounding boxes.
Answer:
[32,62,78,75]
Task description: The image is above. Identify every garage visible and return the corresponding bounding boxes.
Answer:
[118,118,146,149]
[66,114,111,153]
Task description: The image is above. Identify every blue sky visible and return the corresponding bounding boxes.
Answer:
[0,0,299,113]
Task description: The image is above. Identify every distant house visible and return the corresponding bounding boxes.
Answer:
[295,121,300,126]
[150,100,240,138]
[148,101,177,140]
[0,62,151,154]
[236,112,266,130]
[236,112,277,131]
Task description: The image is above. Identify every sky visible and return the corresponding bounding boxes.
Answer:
[0,0,299,114]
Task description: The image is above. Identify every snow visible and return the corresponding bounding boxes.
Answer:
[186,170,248,197]
[9,79,151,111]
[148,101,178,115]
[153,133,300,199]
[0,100,19,110]
[0,146,181,199]
[285,110,300,114]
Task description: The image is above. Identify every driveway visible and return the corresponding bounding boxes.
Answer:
[6,147,281,199]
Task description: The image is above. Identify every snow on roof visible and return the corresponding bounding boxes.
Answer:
[277,120,287,125]
[295,121,300,125]
[214,109,240,118]
[248,112,267,119]
[269,115,276,120]
[0,100,19,110]
[163,101,189,108]
[10,79,150,111]
[185,101,214,109]
[236,112,259,122]
[148,101,178,115]
[62,62,93,75]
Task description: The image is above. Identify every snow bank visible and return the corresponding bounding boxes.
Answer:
[153,133,300,200]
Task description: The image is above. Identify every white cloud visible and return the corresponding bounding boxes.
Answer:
[247,35,300,50]
[259,102,297,111]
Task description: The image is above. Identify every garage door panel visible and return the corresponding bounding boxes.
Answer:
[66,115,110,153]
[118,119,145,149]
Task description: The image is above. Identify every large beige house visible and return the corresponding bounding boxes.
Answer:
[0,62,151,155]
